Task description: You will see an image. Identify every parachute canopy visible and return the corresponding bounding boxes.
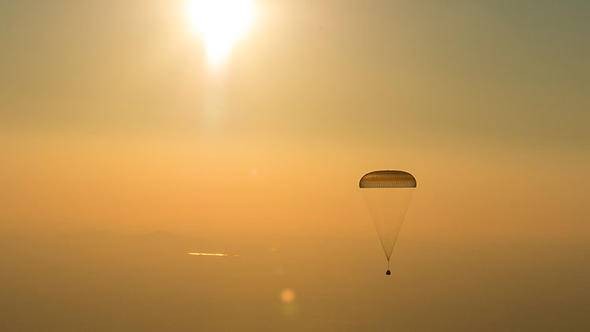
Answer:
[359,170,417,189]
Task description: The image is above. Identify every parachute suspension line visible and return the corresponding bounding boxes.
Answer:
[386,259,391,276]
[377,235,389,261]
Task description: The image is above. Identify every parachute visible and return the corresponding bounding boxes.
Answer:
[359,170,417,275]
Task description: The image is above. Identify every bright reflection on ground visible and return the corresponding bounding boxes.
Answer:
[188,252,232,257]
[186,0,256,66]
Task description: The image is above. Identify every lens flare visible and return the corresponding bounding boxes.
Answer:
[280,288,296,304]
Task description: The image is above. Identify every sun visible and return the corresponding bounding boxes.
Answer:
[186,0,256,66]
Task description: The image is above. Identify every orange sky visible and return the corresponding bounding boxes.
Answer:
[1,0,589,330]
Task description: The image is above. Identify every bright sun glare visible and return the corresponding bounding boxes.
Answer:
[187,0,255,66]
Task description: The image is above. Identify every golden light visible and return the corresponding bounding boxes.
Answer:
[186,0,256,66]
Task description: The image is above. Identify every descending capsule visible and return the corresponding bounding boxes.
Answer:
[359,170,417,275]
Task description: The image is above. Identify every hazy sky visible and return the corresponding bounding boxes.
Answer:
[1,1,589,331]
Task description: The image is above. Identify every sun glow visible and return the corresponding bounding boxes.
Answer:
[187,0,256,66]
